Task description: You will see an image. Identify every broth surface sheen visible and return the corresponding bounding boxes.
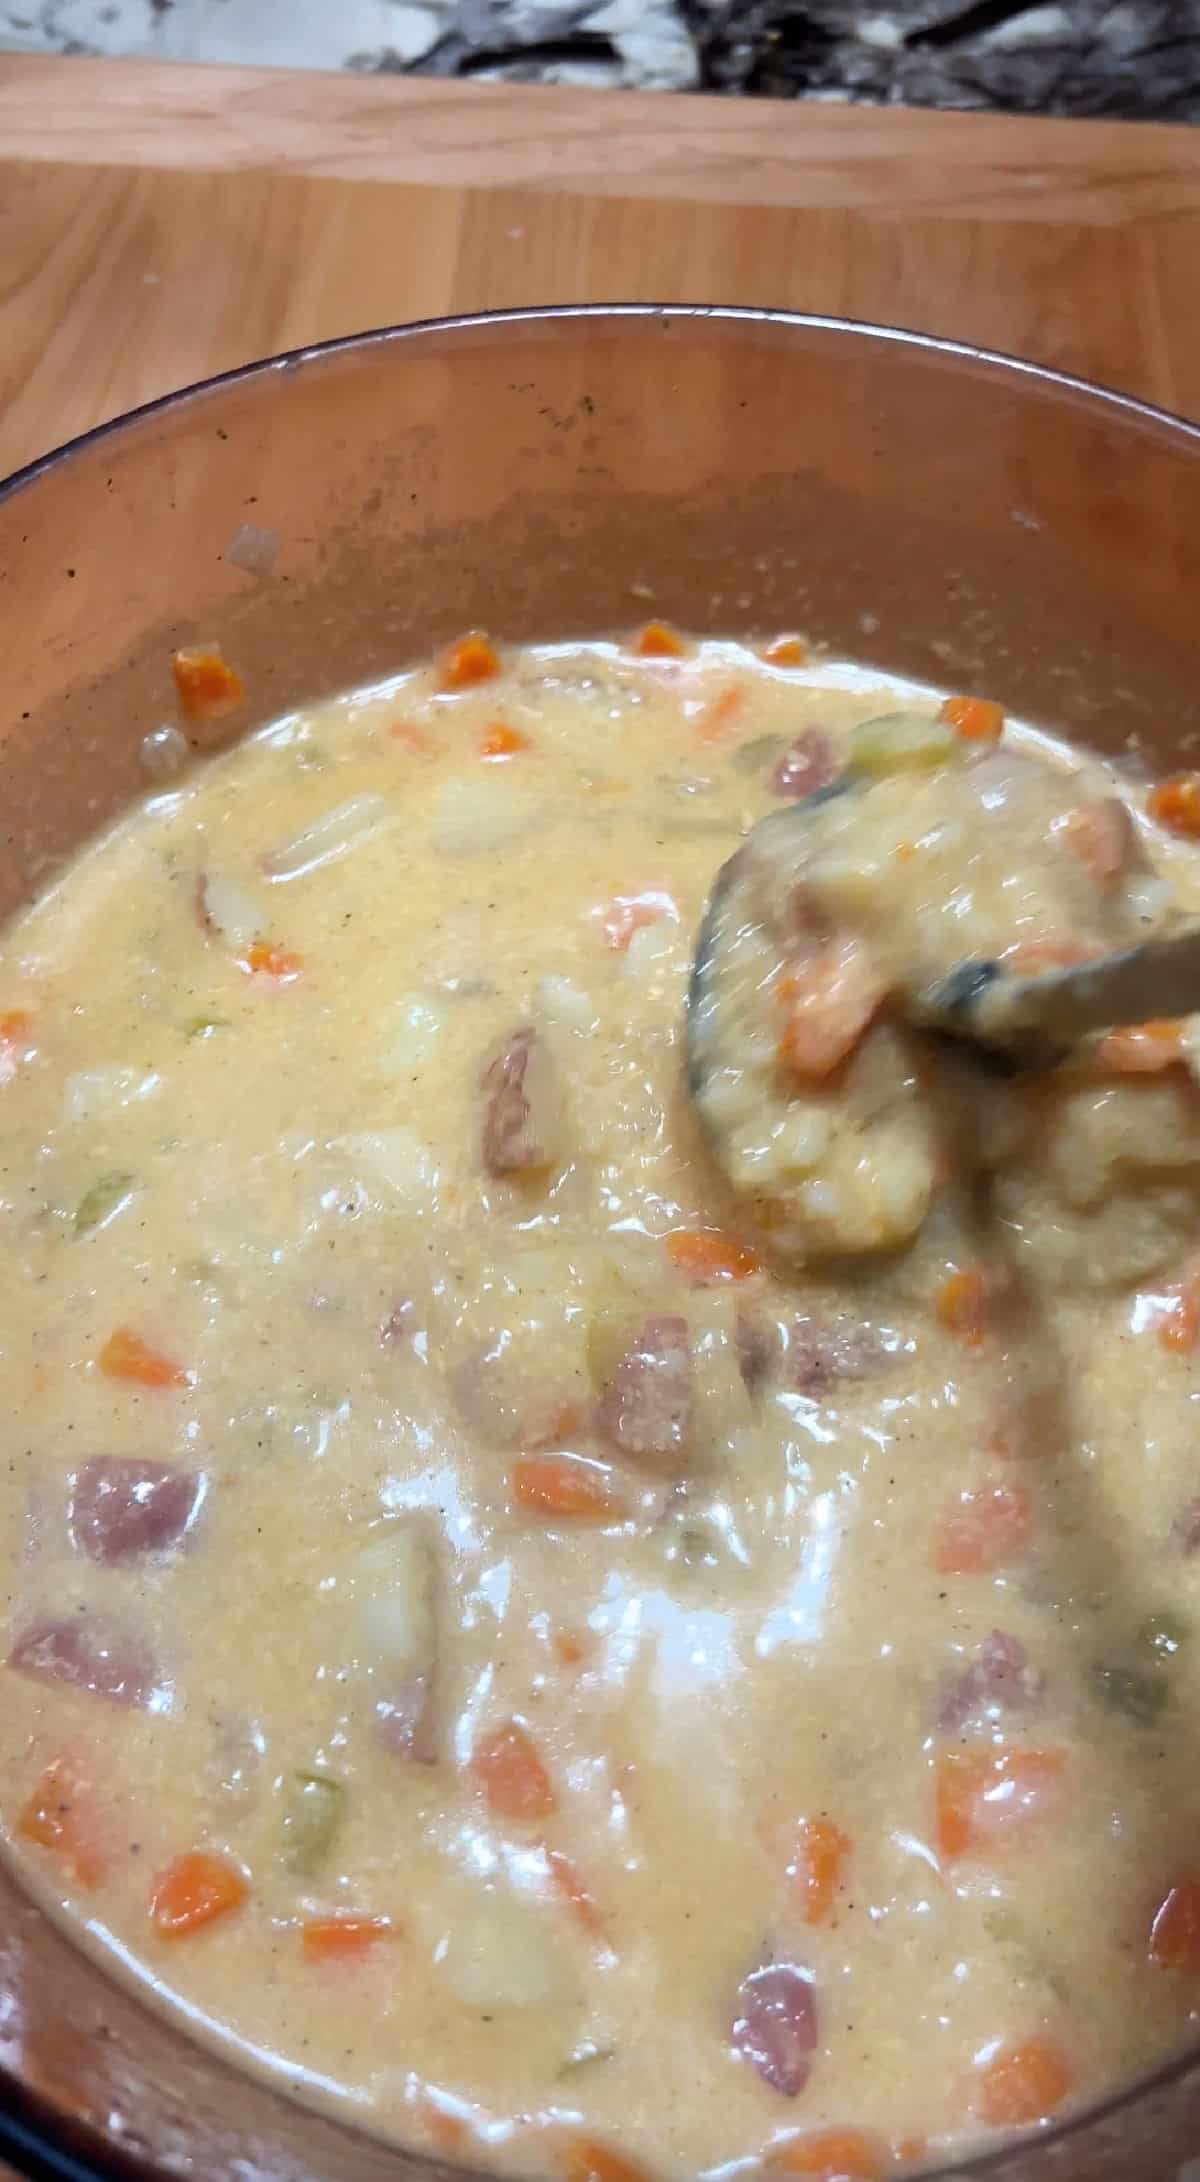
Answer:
[3,634,1200,2182]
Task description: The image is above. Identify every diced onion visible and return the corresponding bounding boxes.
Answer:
[197,869,265,948]
[535,975,598,1033]
[65,1068,161,1124]
[380,997,445,1075]
[433,777,540,857]
[263,795,392,882]
[331,1129,438,1202]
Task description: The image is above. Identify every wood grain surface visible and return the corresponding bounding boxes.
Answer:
[0,55,1198,476]
[2,55,1199,482]
[0,47,1196,2182]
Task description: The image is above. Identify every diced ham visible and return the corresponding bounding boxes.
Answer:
[783,1314,895,1395]
[480,1025,564,1176]
[9,1616,159,1707]
[596,1314,691,1464]
[937,1631,1044,1736]
[69,1458,204,1565]
[375,1678,437,1765]
[731,1960,818,2097]
[770,729,839,801]
[1175,1497,1200,1554]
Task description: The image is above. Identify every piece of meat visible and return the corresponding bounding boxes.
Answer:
[480,1025,564,1176]
[937,1631,1044,1736]
[783,1314,895,1395]
[731,1960,818,2097]
[596,1314,691,1464]
[69,1459,204,1565]
[376,1678,437,1764]
[1174,1497,1200,1554]
[9,1616,159,1707]
[770,729,839,802]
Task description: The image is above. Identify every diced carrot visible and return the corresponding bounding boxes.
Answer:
[563,2138,658,2182]
[975,2038,1073,2128]
[98,1327,190,1391]
[788,1815,851,1927]
[241,939,302,982]
[19,1756,109,1891]
[776,948,884,1082]
[302,1915,395,1963]
[1158,1280,1200,1355]
[1061,801,1132,890]
[1149,774,1200,839]
[935,1747,1067,1863]
[935,1482,1031,1575]
[544,1847,605,1936]
[0,1009,32,1049]
[1097,1020,1185,1074]
[940,694,1004,744]
[633,621,687,661]
[666,1228,762,1286]
[521,1401,586,1453]
[767,2127,887,2178]
[389,720,433,754]
[471,1721,558,1821]
[892,2141,929,2172]
[1149,1875,1200,1971]
[554,1628,594,1669]
[601,890,678,952]
[513,1455,623,1521]
[150,1850,248,1938]
[935,1268,990,1347]
[172,646,245,723]
[762,636,809,669]
[481,723,531,761]
[0,1009,32,1083]
[695,684,746,745]
[416,2099,469,2154]
[439,632,501,690]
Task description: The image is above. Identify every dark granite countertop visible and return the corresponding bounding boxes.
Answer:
[1,0,1195,122]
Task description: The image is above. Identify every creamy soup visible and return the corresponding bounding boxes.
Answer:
[5,629,1200,2182]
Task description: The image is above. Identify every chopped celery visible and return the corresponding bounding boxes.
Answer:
[847,712,958,776]
[281,1771,345,1875]
[1092,1660,1167,1724]
[74,1172,135,1236]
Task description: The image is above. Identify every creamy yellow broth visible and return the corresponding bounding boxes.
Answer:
[4,635,1200,2182]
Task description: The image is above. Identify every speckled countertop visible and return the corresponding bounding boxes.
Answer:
[1,0,1196,120]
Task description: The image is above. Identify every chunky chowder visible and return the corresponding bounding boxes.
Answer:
[4,627,1200,2182]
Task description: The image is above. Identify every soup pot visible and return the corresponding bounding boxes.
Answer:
[1,306,1199,2182]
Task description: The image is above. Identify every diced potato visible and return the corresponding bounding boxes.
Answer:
[436,1884,572,2012]
[353,1522,438,1676]
[433,777,541,857]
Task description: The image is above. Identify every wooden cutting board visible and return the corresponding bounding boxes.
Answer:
[0,45,1196,2182]
[1,52,1199,484]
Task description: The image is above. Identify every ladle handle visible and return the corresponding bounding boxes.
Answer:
[931,923,1200,1057]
